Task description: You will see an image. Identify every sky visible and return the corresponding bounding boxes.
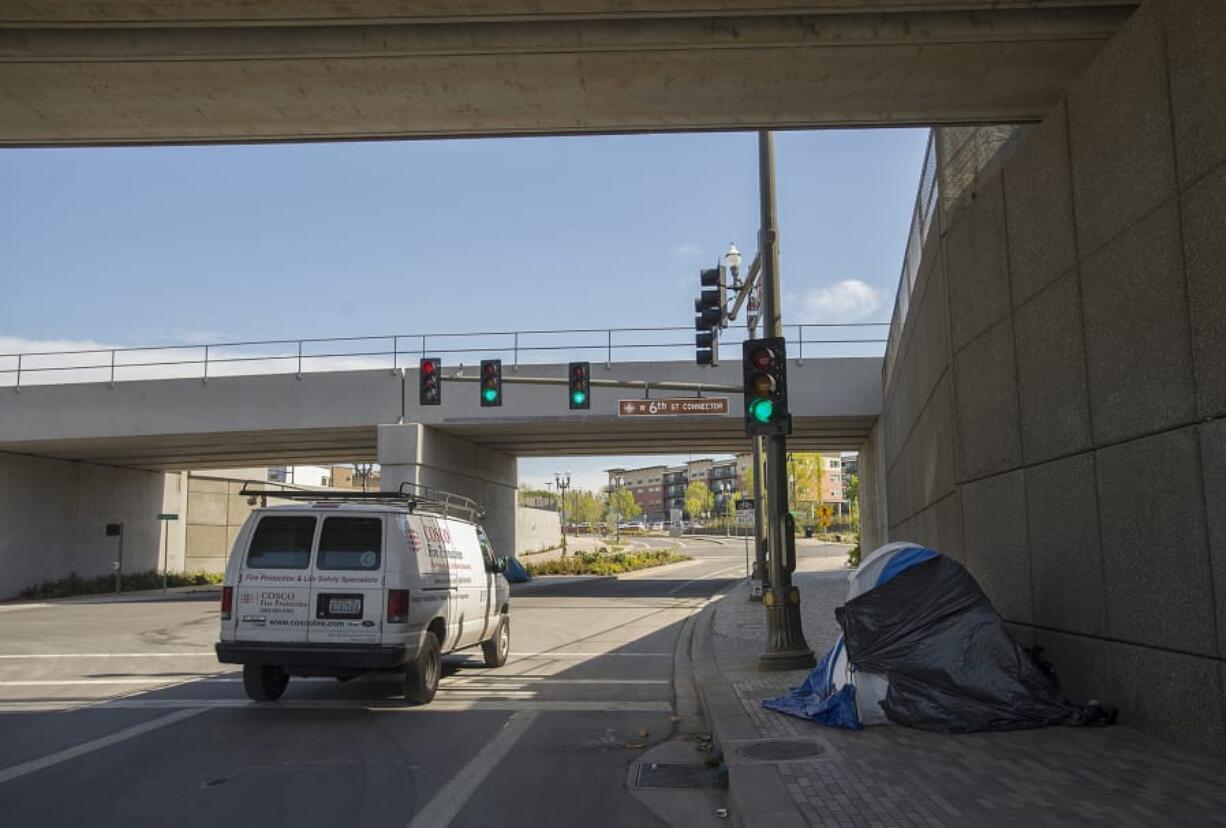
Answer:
[1,128,928,491]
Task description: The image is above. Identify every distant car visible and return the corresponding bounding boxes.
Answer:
[648,521,664,531]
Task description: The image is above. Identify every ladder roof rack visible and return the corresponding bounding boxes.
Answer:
[237,481,485,524]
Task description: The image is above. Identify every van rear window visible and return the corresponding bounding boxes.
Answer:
[247,516,316,569]
[317,517,382,571]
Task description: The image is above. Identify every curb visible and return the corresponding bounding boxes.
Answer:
[692,590,809,828]
[3,584,223,606]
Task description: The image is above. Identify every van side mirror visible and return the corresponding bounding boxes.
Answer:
[493,556,508,574]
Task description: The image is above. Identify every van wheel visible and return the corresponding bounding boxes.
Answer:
[405,632,441,705]
[243,664,289,702]
[482,616,510,668]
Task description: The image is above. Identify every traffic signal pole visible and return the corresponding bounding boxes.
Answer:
[757,131,815,671]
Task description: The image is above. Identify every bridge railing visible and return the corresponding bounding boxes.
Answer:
[883,129,939,389]
[0,323,887,388]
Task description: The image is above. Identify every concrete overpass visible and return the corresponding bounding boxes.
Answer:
[0,0,1135,145]
[0,358,880,467]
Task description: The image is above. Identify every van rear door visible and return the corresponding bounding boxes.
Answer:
[306,514,385,645]
[234,514,317,642]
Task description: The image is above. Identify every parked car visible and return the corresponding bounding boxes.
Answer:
[216,487,510,705]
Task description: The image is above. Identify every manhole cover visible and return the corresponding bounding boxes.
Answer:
[635,762,721,789]
[735,739,824,762]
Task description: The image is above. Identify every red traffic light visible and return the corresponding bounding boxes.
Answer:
[750,347,774,371]
[421,359,436,375]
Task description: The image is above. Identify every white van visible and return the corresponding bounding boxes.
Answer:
[215,485,511,705]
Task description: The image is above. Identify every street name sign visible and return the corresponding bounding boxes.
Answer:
[735,498,754,527]
[618,398,729,417]
[156,513,179,521]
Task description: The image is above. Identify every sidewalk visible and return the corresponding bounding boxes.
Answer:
[696,569,1226,828]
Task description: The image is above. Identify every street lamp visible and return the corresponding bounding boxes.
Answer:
[610,472,625,543]
[724,243,743,288]
[554,470,571,556]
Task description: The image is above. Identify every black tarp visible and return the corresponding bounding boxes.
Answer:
[834,555,1116,732]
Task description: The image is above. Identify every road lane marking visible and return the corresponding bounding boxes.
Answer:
[503,651,671,658]
[444,678,668,685]
[666,563,747,594]
[0,676,670,688]
[0,699,672,714]
[407,710,538,828]
[0,652,217,659]
[0,604,52,613]
[0,707,205,785]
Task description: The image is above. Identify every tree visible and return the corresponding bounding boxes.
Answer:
[846,474,859,523]
[788,452,824,510]
[353,462,378,492]
[684,481,714,519]
[608,488,640,522]
[568,490,606,525]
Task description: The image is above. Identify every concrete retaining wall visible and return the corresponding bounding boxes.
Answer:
[515,506,561,556]
[881,0,1226,753]
[183,471,268,574]
[0,452,185,598]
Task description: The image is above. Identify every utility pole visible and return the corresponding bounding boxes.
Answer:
[757,130,815,671]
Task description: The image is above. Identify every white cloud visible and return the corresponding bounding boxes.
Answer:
[795,279,885,322]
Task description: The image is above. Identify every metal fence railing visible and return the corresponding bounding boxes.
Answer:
[0,322,888,389]
[883,125,1028,388]
[883,130,939,385]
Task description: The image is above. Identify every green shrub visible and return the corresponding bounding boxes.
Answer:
[19,570,223,599]
[846,544,861,568]
[524,548,688,577]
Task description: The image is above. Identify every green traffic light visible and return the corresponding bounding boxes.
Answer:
[748,397,774,423]
[571,390,588,406]
[482,387,499,403]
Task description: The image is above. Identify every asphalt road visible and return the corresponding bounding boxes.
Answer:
[0,536,781,828]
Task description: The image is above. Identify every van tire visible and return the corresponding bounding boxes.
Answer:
[405,632,441,705]
[243,664,289,702]
[482,616,510,668]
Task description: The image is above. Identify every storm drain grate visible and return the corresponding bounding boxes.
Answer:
[635,762,722,789]
[735,739,824,762]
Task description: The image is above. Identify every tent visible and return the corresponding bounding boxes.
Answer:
[764,542,1116,733]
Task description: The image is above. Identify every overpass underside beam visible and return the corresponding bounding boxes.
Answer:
[0,3,1134,145]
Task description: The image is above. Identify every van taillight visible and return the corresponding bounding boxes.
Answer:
[221,586,234,620]
[387,589,409,624]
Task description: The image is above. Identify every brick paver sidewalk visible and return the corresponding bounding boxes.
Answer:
[707,570,1226,827]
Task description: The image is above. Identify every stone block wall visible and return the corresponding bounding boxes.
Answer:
[183,472,268,573]
[880,0,1226,752]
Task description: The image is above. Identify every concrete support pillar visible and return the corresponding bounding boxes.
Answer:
[858,419,888,554]
[377,423,518,558]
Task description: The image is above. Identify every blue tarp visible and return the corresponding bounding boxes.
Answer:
[762,637,861,730]
[503,556,532,583]
[875,546,937,588]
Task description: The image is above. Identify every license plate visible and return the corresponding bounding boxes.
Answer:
[317,594,362,619]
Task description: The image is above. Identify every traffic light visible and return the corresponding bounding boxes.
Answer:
[695,266,725,365]
[480,359,502,407]
[742,337,791,436]
[419,358,441,406]
[568,362,590,409]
